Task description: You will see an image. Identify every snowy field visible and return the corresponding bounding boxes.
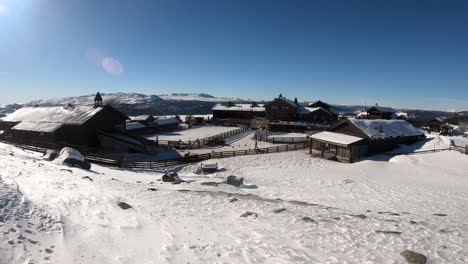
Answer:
[1,135,468,263]
[266,132,309,139]
[143,126,239,142]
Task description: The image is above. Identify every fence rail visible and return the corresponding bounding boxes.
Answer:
[155,127,249,149]
[121,142,310,169]
[0,136,123,166]
[1,134,309,169]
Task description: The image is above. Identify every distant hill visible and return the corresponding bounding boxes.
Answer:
[0,92,459,121]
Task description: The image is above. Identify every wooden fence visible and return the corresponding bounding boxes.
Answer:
[0,136,123,166]
[0,134,309,169]
[155,127,249,149]
[120,142,309,169]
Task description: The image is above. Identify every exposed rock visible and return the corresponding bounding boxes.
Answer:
[302,217,316,223]
[82,176,93,181]
[240,211,258,218]
[226,176,244,187]
[229,197,239,203]
[400,250,427,264]
[200,182,219,186]
[43,150,59,161]
[58,147,91,170]
[162,172,181,183]
[117,202,132,210]
[64,158,91,170]
[273,208,287,213]
[60,169,73,173]
[147,188,157,191]
[376,230,402,235]
[433,213,448,217]
[350,214,367,219]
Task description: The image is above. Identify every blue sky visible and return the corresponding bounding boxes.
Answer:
[0,0,467,110]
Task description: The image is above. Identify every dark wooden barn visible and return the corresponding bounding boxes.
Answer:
[0,103,129,148]
[357,105,395,120]
[308,100,331,110]
[264,96,337,124]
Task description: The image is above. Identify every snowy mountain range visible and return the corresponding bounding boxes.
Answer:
[0,92,457,120]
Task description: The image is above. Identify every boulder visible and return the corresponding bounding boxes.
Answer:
[302,217,316,223]
[240,211,258,218]
[226,176,244,187]
[117,202,132,210]
[162,172,181,183]
[57,147,91,170]
[400,250,427,264]
[43,150,59,161]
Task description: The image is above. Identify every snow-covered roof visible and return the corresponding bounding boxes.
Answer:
[126,122,145,130]
[4,105,108,125]
[350,119,423,138]
[131,115,154,122]
[212,104,265,112]
[11,122,64,133]
[311,131,365,146]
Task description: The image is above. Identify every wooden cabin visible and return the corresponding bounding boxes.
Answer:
[213,103,266,120]
[265,96,299,121]
[130,115,156,125]
[265,95,337,124]
[427,118,445,132]
[310,119,424,162]
[0,103,129,147]
[308,100,331,111]
[310,131,367,162]
[356,105,395,120]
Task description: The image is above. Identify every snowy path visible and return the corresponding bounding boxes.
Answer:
[1,135,468,263]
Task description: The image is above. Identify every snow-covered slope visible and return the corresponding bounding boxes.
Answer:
[0,103,22,116]
[159,93,241,102]
[1,135,468,263]
[25,93,162,107]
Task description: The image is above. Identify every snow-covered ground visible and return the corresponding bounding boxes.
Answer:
[1,135,468,263]
[266,132,310,139]
[143,126,240,142]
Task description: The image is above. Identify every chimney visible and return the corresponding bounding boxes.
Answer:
[94,92,103,107]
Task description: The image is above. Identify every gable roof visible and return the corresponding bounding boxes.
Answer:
[11,121,64,133]
[349,119,423,138]
[131,115,155,122]
[366,105,395,114]
[4,105,129,125]
[311,131,365,146]
[212,103,265,112]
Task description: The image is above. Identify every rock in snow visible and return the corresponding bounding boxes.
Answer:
[43,150,59,161]
[400,250,427,264]
[162,172,182,184]
[56,147,91,170]
[226,175,244,187]
[117,202,132,210]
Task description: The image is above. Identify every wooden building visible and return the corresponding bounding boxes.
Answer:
[310,131,367,162]
[356,105,395,120]
[427,118,445,132]
[212,103,266,120]
[0,103,129,147]
[265,96,337,124]
[130,115,156,125]
[308,100,332,110]
[310,119,424,162]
